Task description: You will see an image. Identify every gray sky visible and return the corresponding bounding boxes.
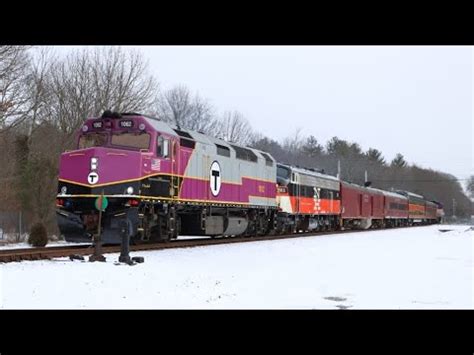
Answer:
[56,46,473,182]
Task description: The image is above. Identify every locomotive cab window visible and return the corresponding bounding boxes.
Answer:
[157,136,170,158]
[277,166,290,179]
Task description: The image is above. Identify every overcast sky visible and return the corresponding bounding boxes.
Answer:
[56,46,473,182]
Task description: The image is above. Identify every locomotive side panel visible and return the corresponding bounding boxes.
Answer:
[177,133,277,207]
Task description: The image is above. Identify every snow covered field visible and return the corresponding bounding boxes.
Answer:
[0,240,90,250]
[1,225,472,309]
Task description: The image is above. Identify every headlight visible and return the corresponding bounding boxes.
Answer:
[126,186,134,195]
[82,125,89,132]
[91,157,98,171]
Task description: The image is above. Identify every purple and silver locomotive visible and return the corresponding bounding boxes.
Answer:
[56,111,277,243]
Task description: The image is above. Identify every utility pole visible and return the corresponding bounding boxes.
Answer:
[337,160,341,180]
[452,198,456,219]
[365,170,368,183]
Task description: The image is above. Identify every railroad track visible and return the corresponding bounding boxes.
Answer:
[0,225,429,263]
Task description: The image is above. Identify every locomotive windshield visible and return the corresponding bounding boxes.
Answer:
[277,165,290,179]
[111,132,150,150]
[78,132,150,150]
[78,133,108,149]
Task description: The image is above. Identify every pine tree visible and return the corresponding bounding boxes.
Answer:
[302,135,323,157]
[391,153,407,168]
[366,148,386,165]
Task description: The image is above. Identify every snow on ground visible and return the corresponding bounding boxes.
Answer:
[0,225,472,309]
[0,240,90,250]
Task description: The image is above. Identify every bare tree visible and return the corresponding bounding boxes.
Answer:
[44,47,159,140]
[155,85,218,134]
[22,47,56,136]
[466,175,474,199]
[4,47,160,233]
[0,46,31,130]
[90,47,158,114]
[217,110,254,145]
[282,128,304,154]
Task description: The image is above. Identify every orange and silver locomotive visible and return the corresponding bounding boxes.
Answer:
[276,164,341,233]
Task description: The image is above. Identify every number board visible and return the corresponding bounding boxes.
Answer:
[92,121,103,129]
[119,120,134,128]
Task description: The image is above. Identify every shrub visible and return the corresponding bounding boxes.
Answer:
[28,222,48,247]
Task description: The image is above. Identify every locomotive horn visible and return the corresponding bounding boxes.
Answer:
[101,110,122,119]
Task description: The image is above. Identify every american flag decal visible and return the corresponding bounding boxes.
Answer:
[151,159,161,171]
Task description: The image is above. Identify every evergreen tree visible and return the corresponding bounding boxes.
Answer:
[366,148,386,165]
[391,153,407,168]
[302,135,323,157]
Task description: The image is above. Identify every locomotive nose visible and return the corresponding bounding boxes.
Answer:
[58,147,143,190]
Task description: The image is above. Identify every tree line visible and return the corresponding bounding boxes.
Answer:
[0,46,471,236]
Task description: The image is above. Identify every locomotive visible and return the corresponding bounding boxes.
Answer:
[56,111,443,244]
[56,111,277,243]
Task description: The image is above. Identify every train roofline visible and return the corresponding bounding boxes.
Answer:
[85,111,277,163]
